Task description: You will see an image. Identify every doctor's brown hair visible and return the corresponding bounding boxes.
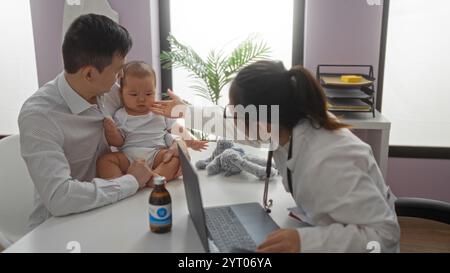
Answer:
[229,60,350,131]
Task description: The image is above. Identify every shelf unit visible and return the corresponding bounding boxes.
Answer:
[317,64,376,118]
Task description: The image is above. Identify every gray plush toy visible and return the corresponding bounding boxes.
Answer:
[195,140,277,180]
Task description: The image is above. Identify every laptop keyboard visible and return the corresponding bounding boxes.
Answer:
[205,206,257,252]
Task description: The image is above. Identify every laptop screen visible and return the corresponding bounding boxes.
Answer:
[177,143,210,252]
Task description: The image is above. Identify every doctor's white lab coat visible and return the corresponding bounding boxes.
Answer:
[187,106,400,253]
[272,119,400,253]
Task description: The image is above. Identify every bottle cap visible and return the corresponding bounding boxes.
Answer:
[153,176,165,186]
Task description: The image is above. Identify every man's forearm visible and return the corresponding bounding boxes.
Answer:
[43,175,138,216]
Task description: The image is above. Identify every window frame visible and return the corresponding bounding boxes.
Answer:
[158,0,172,99]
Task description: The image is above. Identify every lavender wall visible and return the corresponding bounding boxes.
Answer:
[30,0,153,87]
[388,158,450,202]
[304,0,450,202]
[304,0,383,91]
[29,0,65,87]
[109,0,152,65]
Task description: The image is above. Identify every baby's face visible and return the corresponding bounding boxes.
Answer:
[121,75,156,115]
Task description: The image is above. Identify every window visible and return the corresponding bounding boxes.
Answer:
[0,0,38,135]
[168,0,294,107]
[381,0,450,149]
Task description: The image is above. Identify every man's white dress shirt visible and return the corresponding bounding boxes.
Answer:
[19,73,139,230]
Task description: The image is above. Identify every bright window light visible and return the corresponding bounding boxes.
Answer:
[170,0,293,107]
[382,0,450,147]
[0,0,38,135]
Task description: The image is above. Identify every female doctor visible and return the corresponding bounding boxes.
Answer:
[151,60,400,253]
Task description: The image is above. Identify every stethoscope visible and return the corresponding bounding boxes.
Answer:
[263,135,293,213]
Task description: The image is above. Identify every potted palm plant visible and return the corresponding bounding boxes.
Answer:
[160,34,271,105]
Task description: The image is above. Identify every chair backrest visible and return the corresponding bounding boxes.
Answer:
[395,197,450,224]
[0,135,34,247]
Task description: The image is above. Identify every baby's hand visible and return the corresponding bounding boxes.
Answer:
[185,140,208,151]
[103,117,118,134]
[103,117,124,147]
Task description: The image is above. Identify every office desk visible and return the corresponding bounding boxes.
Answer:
[4,144,298,253]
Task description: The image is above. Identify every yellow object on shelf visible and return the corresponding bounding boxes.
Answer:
[340,75,363,83]
[321,75,373,86]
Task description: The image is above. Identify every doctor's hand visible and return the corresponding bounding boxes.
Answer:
[150,89,187,118]
[256,229,301,253]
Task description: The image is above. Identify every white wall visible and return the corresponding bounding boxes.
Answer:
[0,0,38,135]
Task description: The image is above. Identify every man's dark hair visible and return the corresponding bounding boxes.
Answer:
[62,14,133,74]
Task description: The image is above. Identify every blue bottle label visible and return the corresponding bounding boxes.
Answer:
[149,204,172,226]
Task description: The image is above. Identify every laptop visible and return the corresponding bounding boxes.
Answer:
[178,144,279,253]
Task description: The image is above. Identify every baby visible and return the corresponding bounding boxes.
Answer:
[97,61,207,182]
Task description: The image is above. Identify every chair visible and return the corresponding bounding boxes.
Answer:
[395,197,450,252]
[0,135,35,249]
[396,197,450,224]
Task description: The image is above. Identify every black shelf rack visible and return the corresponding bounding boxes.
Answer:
[316,64,376,118]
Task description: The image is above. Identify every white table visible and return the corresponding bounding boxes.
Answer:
[4,144,297,253]
[339,110,391,180]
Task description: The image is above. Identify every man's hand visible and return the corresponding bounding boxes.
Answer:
[185,139,208,151]
[256,229,301,253]
[127,159,154,189]
[150,89,187,118]
[163,140,191,162]
[162,142,178,163]
[160,140,191,178]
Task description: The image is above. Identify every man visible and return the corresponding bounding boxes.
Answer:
[19,14,153,230]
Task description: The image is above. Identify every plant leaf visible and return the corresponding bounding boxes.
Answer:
[225,35,271,78]
[160,34,206,79]
[160,34,271,105]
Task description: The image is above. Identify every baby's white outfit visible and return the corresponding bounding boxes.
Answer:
[113,108,175,167]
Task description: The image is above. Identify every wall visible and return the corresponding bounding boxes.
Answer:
[304,0,450,202]
[388,158,450,202]
[304,0,383,93]
[30,0,153,87]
